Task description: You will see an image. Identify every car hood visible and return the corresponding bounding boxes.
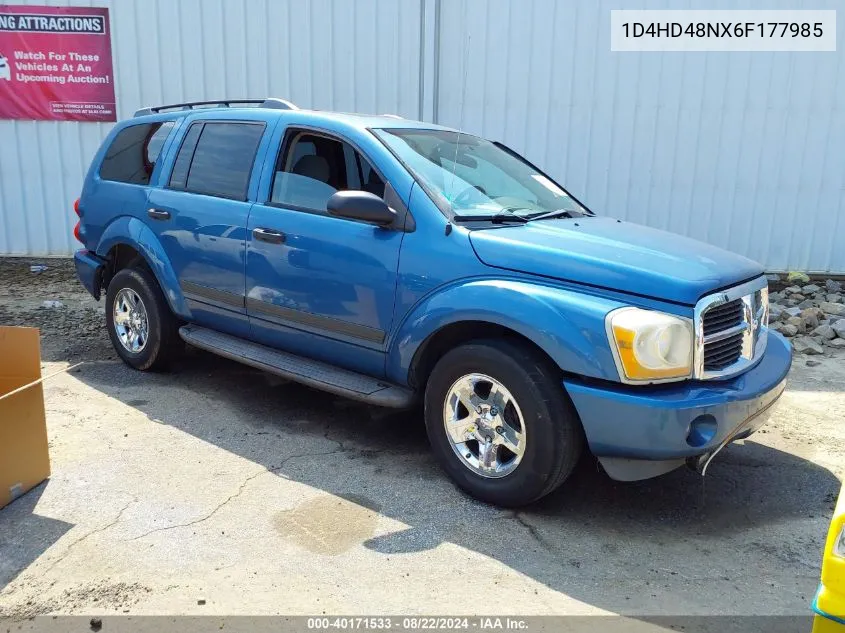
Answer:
[468,217,764,305]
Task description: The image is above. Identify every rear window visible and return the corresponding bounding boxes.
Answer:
[99,121,175,185]
[169,121,264,200]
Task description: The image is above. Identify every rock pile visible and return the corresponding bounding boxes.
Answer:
[768,277,845,355]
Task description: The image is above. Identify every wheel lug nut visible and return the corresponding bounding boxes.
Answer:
[495,426,504,434]
[475,405,483,414]
[490,407,498,416]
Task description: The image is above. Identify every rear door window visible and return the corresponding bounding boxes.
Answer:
[99,121,175,185]
[169,121,265,200]
[168,123,203,190]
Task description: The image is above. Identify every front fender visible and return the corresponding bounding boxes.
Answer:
[386,278,626,386]
[97,216,190,318]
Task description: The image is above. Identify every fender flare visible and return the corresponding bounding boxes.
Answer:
[385,278,625,386]
[96,216,190,318]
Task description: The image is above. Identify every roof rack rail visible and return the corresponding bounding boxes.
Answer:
[133,98,298,117]
[262,98,299,111]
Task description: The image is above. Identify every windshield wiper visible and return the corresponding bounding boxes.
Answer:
[453,213,529,224]
[453,206,532,224]
[527,208,588,222]
[490,212,529,224]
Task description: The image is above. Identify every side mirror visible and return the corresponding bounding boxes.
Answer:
[327,190,396,227]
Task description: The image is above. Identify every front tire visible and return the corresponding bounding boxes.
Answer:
[105,266,180,371]
[424,339,583,507]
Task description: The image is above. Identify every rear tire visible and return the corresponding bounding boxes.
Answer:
[105,266,180,371]
[424,339,583,507]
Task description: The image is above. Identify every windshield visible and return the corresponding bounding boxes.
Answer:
[373,128,587,219]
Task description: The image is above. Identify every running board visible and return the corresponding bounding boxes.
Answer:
[178,325,414,408]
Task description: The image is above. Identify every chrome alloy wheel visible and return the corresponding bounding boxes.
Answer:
[112,288,149,353]
[442,373,526,478]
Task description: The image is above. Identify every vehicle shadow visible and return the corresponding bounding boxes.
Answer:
[0,484,74,600]
[68,349,840,615]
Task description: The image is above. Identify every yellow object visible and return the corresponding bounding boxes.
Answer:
[0,326,51,510]
[813,483,845,631]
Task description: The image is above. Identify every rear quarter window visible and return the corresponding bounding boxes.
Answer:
[99,121,175,185]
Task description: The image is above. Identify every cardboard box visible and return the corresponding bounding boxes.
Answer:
[0,326,50,509]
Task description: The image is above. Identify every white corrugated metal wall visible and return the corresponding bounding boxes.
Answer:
[436,0,845,273]
[0,0,423,257]
[1,0,843,273]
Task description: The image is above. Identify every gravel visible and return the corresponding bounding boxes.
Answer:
[0,258,113,362]
[813,324,837,340]
[792,336,824,355]
[769,274,845,354]
[820,302,845,317]
[778,323,799,337]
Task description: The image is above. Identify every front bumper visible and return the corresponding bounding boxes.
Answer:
[73,249,107,300]
[563,330,792,481]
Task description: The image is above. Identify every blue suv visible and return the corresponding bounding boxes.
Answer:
[74,98,792,506]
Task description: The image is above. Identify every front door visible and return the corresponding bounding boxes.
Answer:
[245,128,403,377]
[147,118,267,337]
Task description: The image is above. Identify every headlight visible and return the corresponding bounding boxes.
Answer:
[835,525,845,558]
[606,307,693,383]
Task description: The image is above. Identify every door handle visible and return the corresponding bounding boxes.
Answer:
[252,227,286,244]
[147,208,171,221]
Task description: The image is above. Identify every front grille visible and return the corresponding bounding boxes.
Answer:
[702,298,743,336]
[695,279,768,379]
[701,298,745,372]
[703,330,744,370]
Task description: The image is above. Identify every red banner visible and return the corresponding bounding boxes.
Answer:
[0,5,116,122]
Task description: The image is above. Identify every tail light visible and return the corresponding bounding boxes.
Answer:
[73,197,83,243]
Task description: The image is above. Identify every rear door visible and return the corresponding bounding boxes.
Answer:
[147,115,274,337]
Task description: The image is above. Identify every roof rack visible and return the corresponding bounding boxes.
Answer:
[133,98,298,117]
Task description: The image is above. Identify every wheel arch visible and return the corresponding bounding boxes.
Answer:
[96,216,190,318]
[387,278,625,388]
[409,321,556,390]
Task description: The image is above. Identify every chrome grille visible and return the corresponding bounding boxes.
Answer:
[702,299,743,337]
[702,298,744,370]
[704,330,744,370]
[694,278,769,380]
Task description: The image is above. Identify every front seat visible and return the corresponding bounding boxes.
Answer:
[292,155,331,184]
[273,154,334,209]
